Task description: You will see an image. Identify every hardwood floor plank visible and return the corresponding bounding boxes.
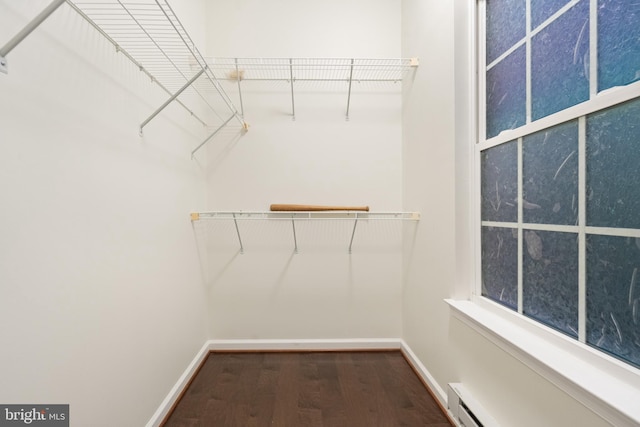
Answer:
[271,353,300,427]
[162,351,454,427]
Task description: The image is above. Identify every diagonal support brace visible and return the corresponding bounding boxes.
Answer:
[191,113,237,158]
[232,213,244,254]
[348,216,359,254]
[291,217,298,253]
[139,66,206,134]
[345,58,355,121]
[0,0,66,74]
[289,58,296,120]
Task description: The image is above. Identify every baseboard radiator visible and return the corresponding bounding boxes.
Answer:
[447,383,499,427]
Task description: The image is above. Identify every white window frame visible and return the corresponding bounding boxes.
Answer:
[452,0,640,425]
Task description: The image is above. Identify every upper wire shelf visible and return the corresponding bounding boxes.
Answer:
[207,57,419,83]
[2,3,416,149]
[1,0,246,157]
[206,57,419,120]
[66,0,246,157]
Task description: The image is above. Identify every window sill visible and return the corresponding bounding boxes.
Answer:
[446,298,640,427]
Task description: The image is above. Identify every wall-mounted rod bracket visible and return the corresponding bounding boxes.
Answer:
[139,66,206,135]
[0,0,66,75]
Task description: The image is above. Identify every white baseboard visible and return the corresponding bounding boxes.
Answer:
[145,341,211,427]
[146,338,447,426]
[399,340,448,409]
[207,338,403,351]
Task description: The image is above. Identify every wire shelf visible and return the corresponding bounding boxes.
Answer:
[191,210,419,254]
[207,57,419,83]
[66,0,245,155]
[3,3,418,146]
[205,57,418,119]
[192,211,420,221]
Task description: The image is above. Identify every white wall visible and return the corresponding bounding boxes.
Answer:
[205,0,400,58]
[401,0,457,397]
[0,2,209,425]
[401,1,614,426]
[199,0,405,340]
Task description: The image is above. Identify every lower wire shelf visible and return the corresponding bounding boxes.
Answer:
[190,211,420,254]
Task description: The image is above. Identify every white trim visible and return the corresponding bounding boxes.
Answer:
[578,116,587,343]
[525,0,532,124]
[477,0,486,142]
[479,80,640,149]
[589,0,598,97]
[585,226,640,238]
[207,338,403,351]
[481,221,518,228]
[145,341,212,427]
[485,0,582,71]
[517,137,524,313]
[446,298,640,427]
[399,341,448,408]
[482,223,640,241]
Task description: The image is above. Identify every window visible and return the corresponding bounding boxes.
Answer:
[479,0,640,369]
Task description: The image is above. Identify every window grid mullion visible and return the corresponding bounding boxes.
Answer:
[526,0,532,124]
[589,0,598,97]
[518,137,524,314]
[578,116,587,343]
[477,0,487,143]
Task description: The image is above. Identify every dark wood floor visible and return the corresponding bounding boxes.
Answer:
[162,350,453,427]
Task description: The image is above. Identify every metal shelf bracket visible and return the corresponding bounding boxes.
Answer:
[291,217,298,253]
[348,216,359,254]
[345,58,355,121]
[232,213,244,254]
[289,58,296,120]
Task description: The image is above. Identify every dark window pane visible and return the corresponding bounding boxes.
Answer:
[531,0,571,29]
[523,230,579,337]
[587,234,640,368]
[531,0,590,120]
[482,226,519,310]
[587,97,640,228]
[523,121,579,225]
[481,140,518,222]
[598,0,640,91]
[486,0,526,64]
[487,46,527,139]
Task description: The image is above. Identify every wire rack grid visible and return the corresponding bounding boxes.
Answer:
[66,0,245,150]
